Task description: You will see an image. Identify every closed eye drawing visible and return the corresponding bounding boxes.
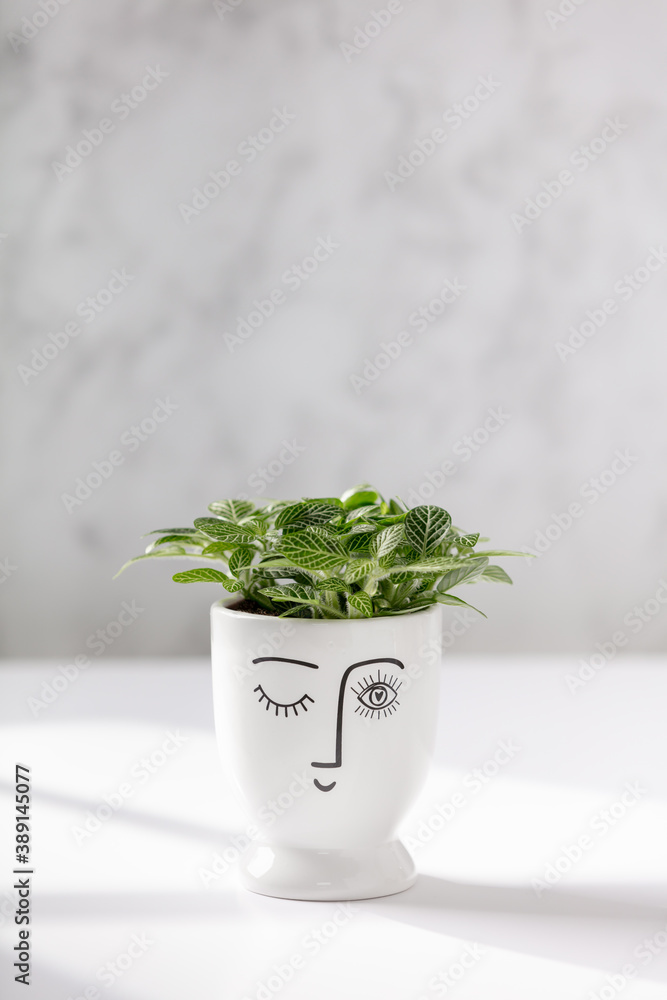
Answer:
[254,684,314,717]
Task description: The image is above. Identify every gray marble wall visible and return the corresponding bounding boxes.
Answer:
[2,0,666,658]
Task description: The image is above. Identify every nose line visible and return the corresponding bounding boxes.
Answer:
[310,667,349,770]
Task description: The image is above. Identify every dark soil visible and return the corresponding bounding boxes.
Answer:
[229,598,279,616]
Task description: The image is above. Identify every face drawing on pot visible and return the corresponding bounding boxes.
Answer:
[252,656,404,793]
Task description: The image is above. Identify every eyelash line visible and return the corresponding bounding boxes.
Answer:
[254,684,314,718]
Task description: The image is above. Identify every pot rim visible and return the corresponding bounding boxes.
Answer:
[211,598,441,624]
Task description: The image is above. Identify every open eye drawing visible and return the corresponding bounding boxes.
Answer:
[351,671,402,718]
[254,684,314,718]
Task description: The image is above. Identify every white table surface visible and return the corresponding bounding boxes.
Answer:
[1,657,667,1000]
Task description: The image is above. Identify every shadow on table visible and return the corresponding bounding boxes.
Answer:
[385,874,667,921]
[0,779,226,844]
[368,874,667,976]
[35,888,244,919]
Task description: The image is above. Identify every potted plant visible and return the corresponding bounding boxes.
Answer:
[118,485,521,900]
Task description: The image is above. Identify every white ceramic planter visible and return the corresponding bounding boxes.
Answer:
[210,599,441,900]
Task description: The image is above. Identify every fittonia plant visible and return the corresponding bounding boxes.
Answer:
[116,485,523,619]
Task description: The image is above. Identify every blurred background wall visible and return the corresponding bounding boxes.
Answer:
[1,0,666,659]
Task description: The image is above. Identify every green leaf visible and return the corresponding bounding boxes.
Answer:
[436,557,489,592]
[207,500,255,521]
[255,565,313,581]
[385,557,459,576]
[259,585,346,618]
[435,593,486,617]
[343,559,377,584]
[277,604,312,618]
[143,527,199,536]
[456,533,480,548]
[275,502,341,528]
[256,569,321,591]
[344,522,377,535]
[481,565,513,584]
[172,568,243,591]
[316,577,348,592]
[348,592,374,617]
[279,528,345,573]
[150,534,205,547]
[273,503,307,528]
[474,549,526,557]
[255,556,299,569]
[301,497,344,508]
[193,517,257,543]
[345,504,381,522]
[404,506,452,556]
[343,532,374,553]
[343,555,456,587]
[341,487,381,510]
[309,525,345,543]
[229,547,255,576]
[388,497,407,514]
[372,513,407,525]
[260,585,316,603]
[201,542,233,557]
[376,600,436,616]
[370,524,404,559]
[242,517,267,535]
[401,598,436,613]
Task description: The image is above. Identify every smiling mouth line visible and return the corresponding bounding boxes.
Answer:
[313,778,336,792]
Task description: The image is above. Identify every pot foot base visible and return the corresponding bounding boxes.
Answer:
[239,840,416,901]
